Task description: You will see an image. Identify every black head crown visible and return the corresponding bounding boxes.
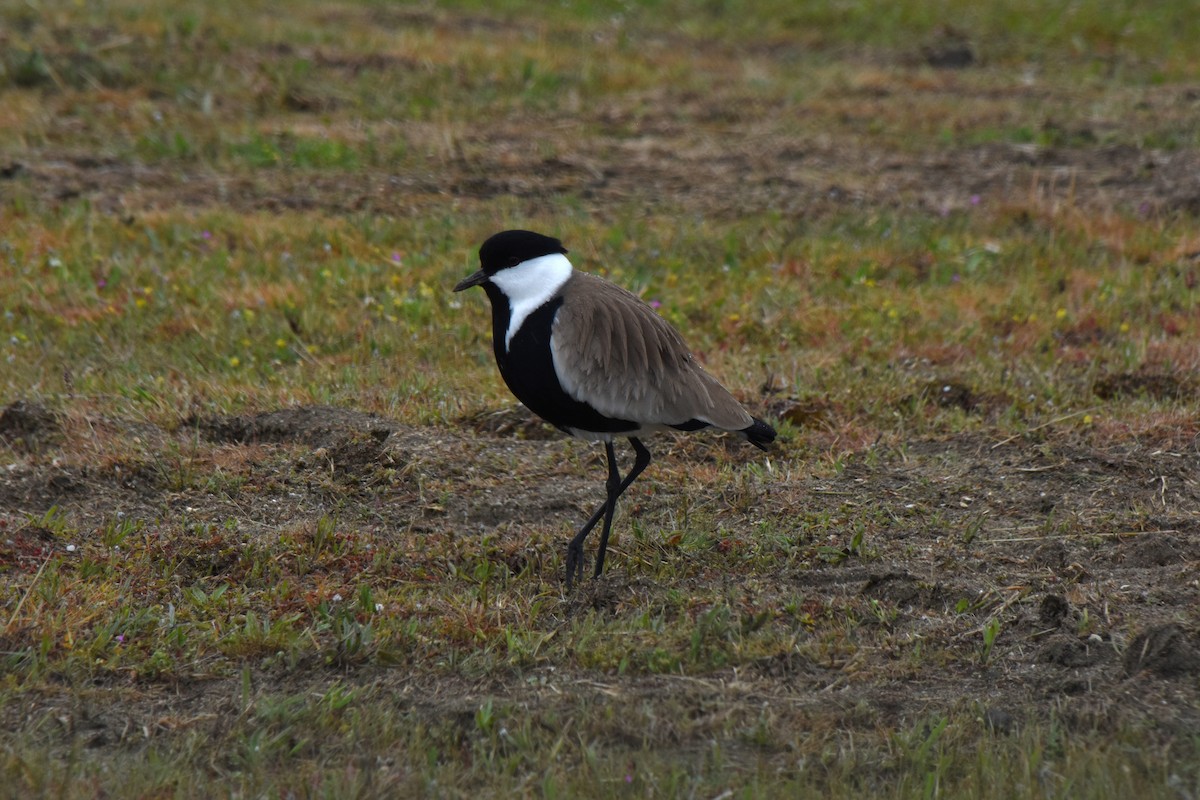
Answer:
[479,230,568,276]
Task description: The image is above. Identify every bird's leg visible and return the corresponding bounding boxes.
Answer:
[592,437,651,579]
[564,438,651,589]
[574,439,651,545]
[587,440,622,581]
[565,441,618,590]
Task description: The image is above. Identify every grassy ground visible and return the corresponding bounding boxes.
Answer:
[2,1,1200,797]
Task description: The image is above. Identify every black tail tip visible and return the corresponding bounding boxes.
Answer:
[744,418,776,451]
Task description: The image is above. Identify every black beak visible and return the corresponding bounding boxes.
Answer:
[453,269,488,292]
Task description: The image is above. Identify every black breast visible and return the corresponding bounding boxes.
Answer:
[488,291,637,436]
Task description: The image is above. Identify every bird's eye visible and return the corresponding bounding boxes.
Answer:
[506,256,520,267]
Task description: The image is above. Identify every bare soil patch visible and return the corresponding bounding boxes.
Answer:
[9,135,1200,221]
[3,401,1198,761]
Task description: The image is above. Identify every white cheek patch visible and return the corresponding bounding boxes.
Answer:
[491,253,573,350]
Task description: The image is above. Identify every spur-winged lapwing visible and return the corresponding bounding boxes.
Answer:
[454,229,775,588]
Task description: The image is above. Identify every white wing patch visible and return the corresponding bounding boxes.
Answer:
[490,253,573,350]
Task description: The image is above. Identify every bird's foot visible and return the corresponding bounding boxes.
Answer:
[564,542,586,591]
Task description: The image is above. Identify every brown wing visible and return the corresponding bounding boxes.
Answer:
[550,272,753,431]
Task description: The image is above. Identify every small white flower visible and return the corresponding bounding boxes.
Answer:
[66,544,76,552]
[332,593,343,603]
[374,603,384,613]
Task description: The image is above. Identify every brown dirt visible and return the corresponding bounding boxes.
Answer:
[6,70,1200,221]
[2,400,1198,760]
[8,135,1200,221]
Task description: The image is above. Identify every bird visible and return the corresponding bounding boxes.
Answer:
[454,229,775,589]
